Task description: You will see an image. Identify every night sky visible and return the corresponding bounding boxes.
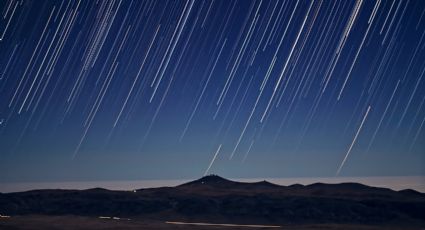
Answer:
[0,0,424,183]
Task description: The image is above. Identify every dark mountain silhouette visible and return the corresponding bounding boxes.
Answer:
[0,175,424,227]
[178,174,237,187]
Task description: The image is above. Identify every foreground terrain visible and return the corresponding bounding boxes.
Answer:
[0,215,422,230]
[0,175,424,229]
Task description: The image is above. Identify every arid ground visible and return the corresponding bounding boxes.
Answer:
[1,215,423,230]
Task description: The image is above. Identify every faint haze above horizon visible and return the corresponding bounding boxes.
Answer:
[0,0,424,183]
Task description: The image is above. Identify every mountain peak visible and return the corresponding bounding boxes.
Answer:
[178,174,235,187]
[200,174,228,182]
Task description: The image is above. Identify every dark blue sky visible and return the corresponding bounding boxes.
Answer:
[0,0,424,183]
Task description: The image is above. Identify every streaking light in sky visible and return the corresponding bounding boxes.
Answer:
[0,0,424,182]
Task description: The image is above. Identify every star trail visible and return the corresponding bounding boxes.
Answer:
[0,0,424,182]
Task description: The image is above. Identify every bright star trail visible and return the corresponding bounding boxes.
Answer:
[0,0,424,182]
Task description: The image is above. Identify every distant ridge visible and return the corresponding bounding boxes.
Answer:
[0,175,424,226]
[178,174,236,187]
[178,174,281,189]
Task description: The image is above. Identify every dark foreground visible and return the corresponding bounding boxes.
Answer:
[0,215,422,230]
[1,175,424,229]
